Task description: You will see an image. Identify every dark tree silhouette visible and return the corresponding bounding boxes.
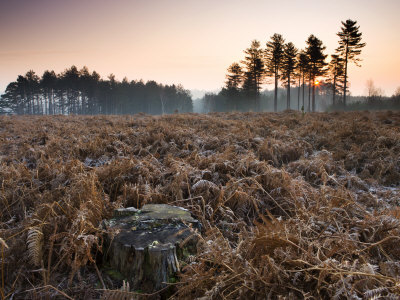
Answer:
[281,42,298,110]
[0,66,193,115]
[62,66,80,114]
[41,70,57,115]
[241,40,264,110]
[298,51,310,111]
[327,54,344,106]
[223,62,243,110]
[265,34,285,112]
[305,35,327,112]
[336,19,366,106]
[225,63,243,91]
[0,81,19,114]
[25,70,40,114]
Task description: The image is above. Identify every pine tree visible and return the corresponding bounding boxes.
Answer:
[305,35,327,112]
[281,42,298,110]
[0,82,19,114]
[62,66,80,114]
[298,51,309,111]
[241,40,264,110]
[327,54,344,106]
[79,66,91,114]
[225,63,243,91]
[25,70,40,114]
[265,34,285,112]
[336,19,366,106]
[224,63,243,110]
[41,70,57,115]
[89,71,101,114]
[0,66,193,115]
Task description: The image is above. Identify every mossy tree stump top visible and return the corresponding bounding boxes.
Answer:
[102,204,200,293]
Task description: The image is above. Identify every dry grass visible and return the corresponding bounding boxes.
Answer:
[0,111,399,299]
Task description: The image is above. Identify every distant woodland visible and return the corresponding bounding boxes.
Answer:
[199,19,400,113]
[204,19,363,113]
[0,66,193,115]
[1,19,400,115]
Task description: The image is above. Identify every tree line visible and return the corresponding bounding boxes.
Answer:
[332,85,400,112]
[0,66,193,115]
[204,19,366,112]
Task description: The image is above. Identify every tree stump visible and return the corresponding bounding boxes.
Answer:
[102,204,200,292]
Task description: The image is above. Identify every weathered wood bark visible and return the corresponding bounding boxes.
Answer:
[102,204,200,292]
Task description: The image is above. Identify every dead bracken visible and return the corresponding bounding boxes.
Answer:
[0,111,399,299]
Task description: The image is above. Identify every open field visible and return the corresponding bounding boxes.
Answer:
[1,111,400,299]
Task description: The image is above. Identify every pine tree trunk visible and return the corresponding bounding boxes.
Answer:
[45,91,48,115]
[343,43,349,106]
[274,70,278,112]
[40,94,44,115]
[49,89,53,115]
[256,75,260,112]
[298,73,301,111]
[61,91,65,115]
[287,74,291,110]
[302,73,305,109]
[333,74,337,106]
[308,79,311,112]
[312,78,316,112]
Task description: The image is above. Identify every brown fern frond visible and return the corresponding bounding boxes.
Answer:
[192,180,219,193]
[27,226,44,267]
[101,280,140,300]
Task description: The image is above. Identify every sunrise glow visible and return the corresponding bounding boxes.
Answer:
[1,0,400,96]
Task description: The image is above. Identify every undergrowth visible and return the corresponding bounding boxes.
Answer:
[0,111,399,299]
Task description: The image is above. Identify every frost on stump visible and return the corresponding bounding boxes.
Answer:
[102,204,200,292]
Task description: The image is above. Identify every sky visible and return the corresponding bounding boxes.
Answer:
[1,0,399,96]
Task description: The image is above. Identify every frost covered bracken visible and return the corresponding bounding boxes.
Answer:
[0,111,399,299]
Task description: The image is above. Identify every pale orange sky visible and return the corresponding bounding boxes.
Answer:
[1,0,399,96]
